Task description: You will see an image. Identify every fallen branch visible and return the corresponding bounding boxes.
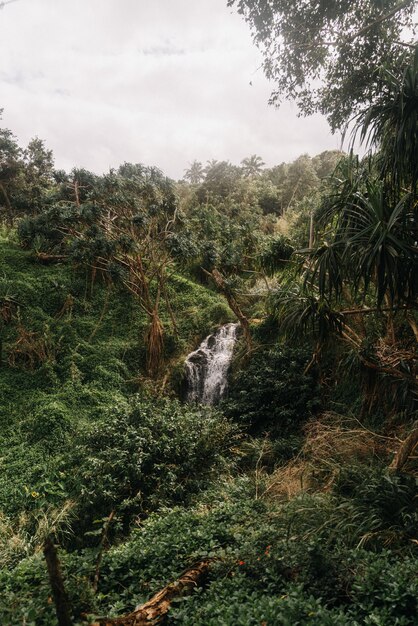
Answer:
[35,252,68,264]
[389,423,418,472]
[94,560,211,626]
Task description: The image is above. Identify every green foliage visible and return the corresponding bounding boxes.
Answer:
[356,46,418,194]
[269,280,344,342]
[276,468,417,551]
[170,580,353,626]
[77,470,418,622]
[197,161,243,201]
[1,82,417,626]
[179,198,264,278]
[330,469,418,549]
[346,551,418,624]
[171,548,418,625]
[183,160,205,184]
[258,234,294,276]
[0,238,230,525]
[268,58,418,421]
[0,550,94,625]
[224,343,321,436]
[310,160,418,307]
[25,399,74,452]
[1,466,416,624]
[228,0,416,130]
[240,154,265,177]
[67,397,236,534]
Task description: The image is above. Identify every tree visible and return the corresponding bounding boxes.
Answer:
[308,52,418,310]
[282,154,320,210]
[76,165,179,376]
[66,167,99,206]
[18,137,55,213]
[0,119,22,224]
[0,115,58,221]
[197,160,242,201]
[270,52,418,417]
[241,154,265,177]
[312,150,345,180]
[308,163,417,309]
[183,160,205,184]
[355,46,418,195]
[203,159,219,174]
[228,0,417,130]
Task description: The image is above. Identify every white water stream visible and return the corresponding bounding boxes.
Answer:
[185,323,238,405]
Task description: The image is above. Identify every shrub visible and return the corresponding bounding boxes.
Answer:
[330,469,418,549]
[347,551,418,624]
[25,399,74,452]
[267,467,418,551]
[66,396,237,536]
[224,344,321,436]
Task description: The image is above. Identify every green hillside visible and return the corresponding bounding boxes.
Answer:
[0,35,417,625]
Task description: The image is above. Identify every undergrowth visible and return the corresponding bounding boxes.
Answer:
[0,239,417,625]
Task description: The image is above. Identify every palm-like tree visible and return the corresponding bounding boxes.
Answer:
[240,154,265,177]
[183,160,204,184]
[203,159,219,176]
[309,49,418,309]
[272,49,418,433]
[305,172,417,307]
[355,46,418,195]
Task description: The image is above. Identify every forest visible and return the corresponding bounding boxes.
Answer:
[0,1,417,625]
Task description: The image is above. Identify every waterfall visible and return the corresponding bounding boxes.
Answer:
[185,323,238,405]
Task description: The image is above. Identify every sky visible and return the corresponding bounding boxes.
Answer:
[0,0,342,179]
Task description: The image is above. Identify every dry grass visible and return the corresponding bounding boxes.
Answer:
[263,412,392,501]
[0,501,75,567]
[0,511,32,567]
[8,324,58,369]
[263,461,309,500]
[302,412,388,466]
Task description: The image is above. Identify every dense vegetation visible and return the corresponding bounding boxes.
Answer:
[0,19,417,626]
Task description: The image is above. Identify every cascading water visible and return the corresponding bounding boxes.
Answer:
[185,323,238,405]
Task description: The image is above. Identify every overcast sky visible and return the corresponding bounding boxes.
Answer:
[0,0,342,179]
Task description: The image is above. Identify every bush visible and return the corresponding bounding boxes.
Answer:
[0,550,94,625]
[170,580,353,625]
[347,551,418,624]
[224,344,321,436]
[1,474,416,624]
[268,467,417,551]
[25,399,74,452]
[330,469,418,549]
[258,235,294,276]
[66,395,237,536]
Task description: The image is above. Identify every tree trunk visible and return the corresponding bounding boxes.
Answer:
[93,510,116,593]
[308,211,314,248]
[209,269,251,346]
[43,536,73,626]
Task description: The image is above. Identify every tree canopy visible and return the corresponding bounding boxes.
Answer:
[228,0,417,130]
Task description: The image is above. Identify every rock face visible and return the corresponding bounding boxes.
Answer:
[184,323,238,405]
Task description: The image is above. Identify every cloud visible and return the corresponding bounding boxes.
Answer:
[0,0,340,178]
